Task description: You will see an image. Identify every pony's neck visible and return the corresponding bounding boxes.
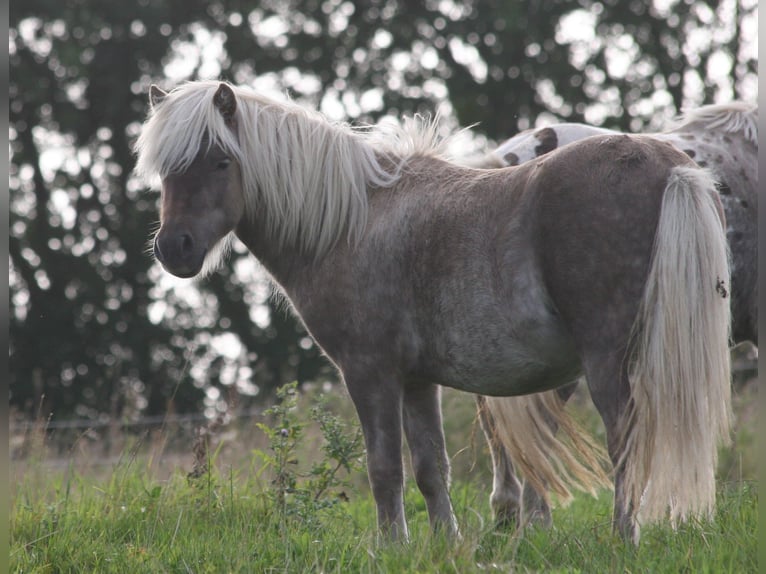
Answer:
[233,189,364,290]
[234,217,311,282]
[235,106,405,261]
[235,147,412,269]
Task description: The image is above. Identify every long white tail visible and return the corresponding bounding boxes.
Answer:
[620,165,732,525]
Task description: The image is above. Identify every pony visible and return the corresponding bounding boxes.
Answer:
[134,81,732,544]
[473,102,756,531]
[483,102,757,345]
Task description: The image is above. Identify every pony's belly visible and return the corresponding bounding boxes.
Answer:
[419,320,582,397]
[438,348,581,397]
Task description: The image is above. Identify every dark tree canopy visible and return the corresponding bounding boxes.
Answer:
[9,0,757,422]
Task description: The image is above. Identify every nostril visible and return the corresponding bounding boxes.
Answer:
[154,230,204,277]
[180,233,193,254]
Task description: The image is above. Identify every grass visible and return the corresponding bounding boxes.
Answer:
[10,382,758,573]
[10,469,757,573]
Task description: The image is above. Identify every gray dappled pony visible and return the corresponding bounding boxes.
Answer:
[474,103,755,533]
[135,81,732,544]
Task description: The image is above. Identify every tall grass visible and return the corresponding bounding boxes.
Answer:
[11,381,758,573]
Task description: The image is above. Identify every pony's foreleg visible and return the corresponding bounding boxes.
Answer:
[402,384,459,536]
[345,373,408,541]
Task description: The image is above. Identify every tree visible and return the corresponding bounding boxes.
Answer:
[9,0,756,422]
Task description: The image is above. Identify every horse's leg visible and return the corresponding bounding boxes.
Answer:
[402,383,459,535]
[519,382,580,523]
[476,394,523,527]
[477,382,580,528]
[581,351,637,542]
[345,374,408,541]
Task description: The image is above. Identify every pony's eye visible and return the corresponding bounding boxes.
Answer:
[216,158,231,170]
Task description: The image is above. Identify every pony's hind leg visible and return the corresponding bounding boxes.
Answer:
[581,350,637,542]
[345,372,408,541]
[476,395,524,527]
[477,382,580,529]
[403,383,459,536]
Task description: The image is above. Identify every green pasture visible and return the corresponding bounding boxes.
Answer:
[11,382,758,573]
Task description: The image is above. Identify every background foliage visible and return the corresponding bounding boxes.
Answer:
[9,0,757,423]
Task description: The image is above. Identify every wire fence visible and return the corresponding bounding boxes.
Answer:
[10,345,757,472]
[9,406,272,472]
[10,408,263,433]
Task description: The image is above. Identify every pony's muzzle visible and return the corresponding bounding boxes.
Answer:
[154,230,205,278]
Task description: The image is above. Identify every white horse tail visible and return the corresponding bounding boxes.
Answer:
[482,391,612,509]
[620,165,732,526]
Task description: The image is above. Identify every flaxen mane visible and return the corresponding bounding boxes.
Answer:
[670,101,757,144]
[134,80,450,256]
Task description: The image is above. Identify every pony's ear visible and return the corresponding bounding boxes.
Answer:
[149,85,168,109]
[213,83,237,125]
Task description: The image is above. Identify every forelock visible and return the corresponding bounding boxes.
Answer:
[133,81,242,187]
